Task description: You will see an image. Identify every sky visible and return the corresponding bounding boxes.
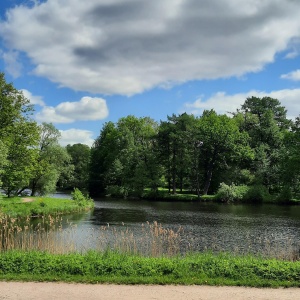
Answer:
[0,0,300,147]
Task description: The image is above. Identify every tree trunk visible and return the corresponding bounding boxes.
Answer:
[203,166,213,195]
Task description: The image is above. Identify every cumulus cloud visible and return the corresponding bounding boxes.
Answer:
[1,0,300,95]
[20,89,45,106]
[2,50,22,78]
[281,70,300,81]
[184,89,300,120]
[36,96,108,123]
[59,129,94,147]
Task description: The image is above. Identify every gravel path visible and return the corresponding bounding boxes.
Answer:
[0,282,299,300]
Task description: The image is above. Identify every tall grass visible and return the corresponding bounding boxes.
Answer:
[1,217,299,261]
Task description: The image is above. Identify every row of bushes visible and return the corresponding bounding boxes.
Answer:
[215,183,294,203]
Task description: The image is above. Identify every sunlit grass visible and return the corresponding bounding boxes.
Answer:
[0,197,94,218]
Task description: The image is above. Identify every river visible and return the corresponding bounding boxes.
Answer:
[51,197,300,258]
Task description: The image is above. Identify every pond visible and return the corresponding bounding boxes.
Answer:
[53,198,300,258]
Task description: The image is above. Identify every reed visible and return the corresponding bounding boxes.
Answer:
[0,217,299,260]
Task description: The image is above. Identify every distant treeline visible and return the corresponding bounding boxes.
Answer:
[89,96,300,203]
[0,72,299,202]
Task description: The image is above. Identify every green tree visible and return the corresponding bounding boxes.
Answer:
[157,113,197,194]
[89,121,119,196]
[1,120,39,196]
[65,143,90,190]
[0,73,40,196]
[29,123,73,196]
[278,115,300,200]
[197,110,252,195]
[236,96,290,192]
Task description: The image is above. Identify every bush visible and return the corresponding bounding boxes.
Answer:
[216,183,249,203]
[243,185,270,203]
[105,185,129,198]
[276,186,293,203]
[71,188,93,206]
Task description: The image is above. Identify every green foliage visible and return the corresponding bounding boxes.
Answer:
[29,123,74,196]
[0,251,299,287]
[276,186,293,204]
[71,188,93,207]
[0,196,94,218]
[243,185,271,203]
[216,183,249,203]
[64,143,90,190]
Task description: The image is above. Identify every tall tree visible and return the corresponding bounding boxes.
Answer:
[65,143,90,190]
[89,121,120,196]
[157,113,197,194]
[236,96,290,192]
[29,123,73,196]
[0,73,40,196]
[197,110,252,195]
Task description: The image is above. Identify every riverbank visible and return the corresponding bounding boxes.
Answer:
[0,195,94,218]
[0,282,299,300]
[0,251,299,287]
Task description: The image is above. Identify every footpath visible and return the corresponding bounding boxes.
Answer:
[0,282,299,300]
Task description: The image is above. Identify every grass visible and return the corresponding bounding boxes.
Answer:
[142,188,207,201]
[0,196,94,218]
[0,250,299,287]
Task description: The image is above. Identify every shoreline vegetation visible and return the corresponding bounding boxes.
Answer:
[0,251,299,287]
[104,187,300,205]
[0,189,94,219]
[0,197,299,287]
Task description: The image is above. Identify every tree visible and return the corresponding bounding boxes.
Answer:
[197,110,252,195]
[1,120,39,196]
[65,143,90,190]
[278,115,300,199]
[157,113,197,194]
[89,116,160,197]
[0,73,40,196]
[89,121,120,196]
[235,96,290,192]
[29,123,73,196]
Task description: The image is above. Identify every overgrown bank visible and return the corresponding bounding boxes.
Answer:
[0,189,94,218]
[0,251,299,287]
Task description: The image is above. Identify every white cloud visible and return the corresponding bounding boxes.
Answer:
[184,89,300,120]
[20,89,45,106]
[36,96,109,123]
[59,129,94,147]
[281,70,300,81]
[1,0,300,95]
[2,50,22,78]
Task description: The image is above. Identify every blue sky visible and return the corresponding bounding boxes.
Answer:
[1,0,300,146]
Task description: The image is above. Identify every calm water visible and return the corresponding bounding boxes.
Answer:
[55,197,300,257]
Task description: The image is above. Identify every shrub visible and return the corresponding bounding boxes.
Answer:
[243,185,270,203]
[216,183,249,203]
[71,188,93,206]
[106,185,128,198]
[276,186,293,203]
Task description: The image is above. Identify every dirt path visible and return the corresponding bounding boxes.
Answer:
[0,282,299,300]
[21,198,33,203]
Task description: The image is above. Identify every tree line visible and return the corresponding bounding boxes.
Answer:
[1,73,300,201]
[89,100,300,202]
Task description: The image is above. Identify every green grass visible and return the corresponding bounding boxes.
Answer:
[142,188,209,201]
[0,250,299,287]
[0,196,94,218]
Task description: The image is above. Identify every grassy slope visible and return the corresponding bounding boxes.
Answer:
[0,251,299,287]
[0,197,94,218]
